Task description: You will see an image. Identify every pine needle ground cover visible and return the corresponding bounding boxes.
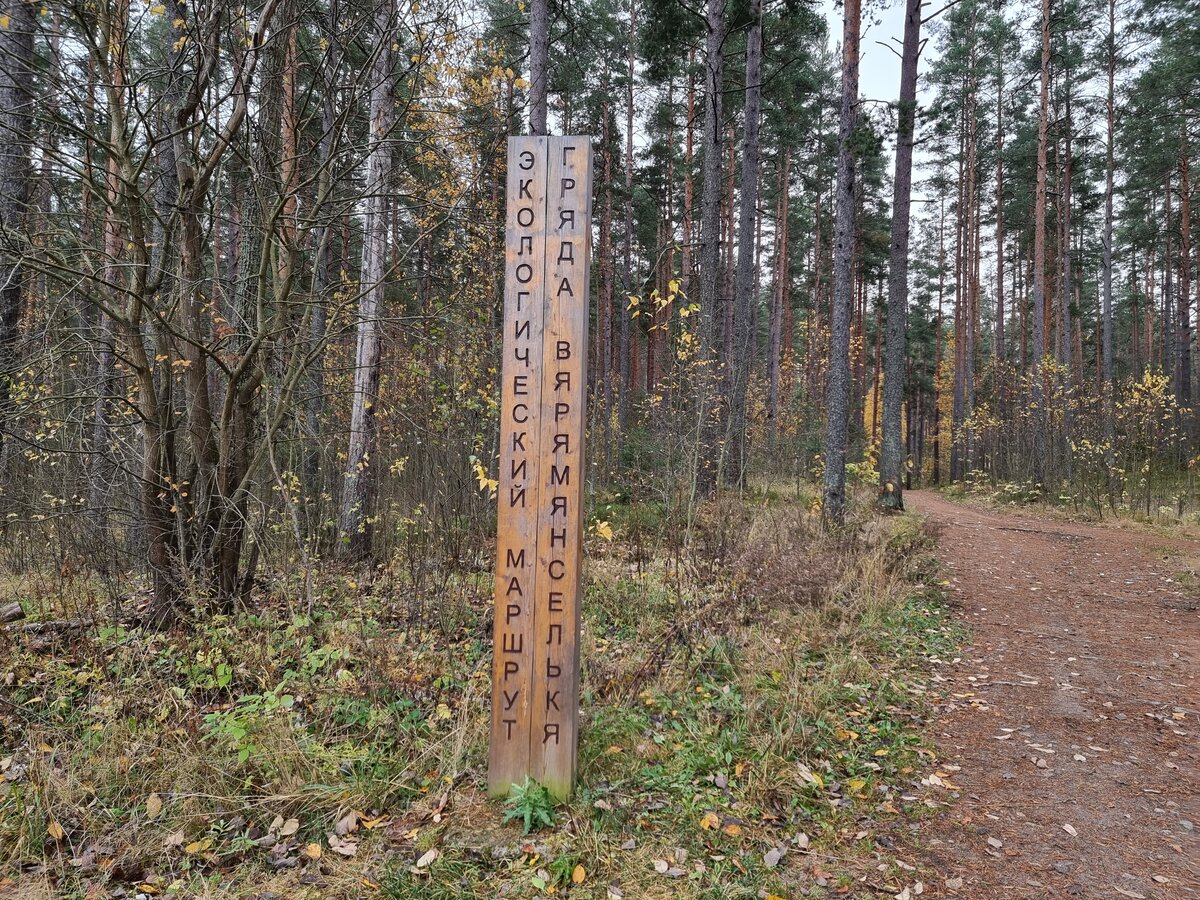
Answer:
[1,490,960,899]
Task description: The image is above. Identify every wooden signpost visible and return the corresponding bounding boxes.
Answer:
[489,136,593,801]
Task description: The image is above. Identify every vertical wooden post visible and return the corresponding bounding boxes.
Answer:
[489,137,549,796]
[490,136,593,800]
[530,137,592,798]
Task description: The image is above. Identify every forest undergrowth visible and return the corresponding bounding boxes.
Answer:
[1,485,962,900]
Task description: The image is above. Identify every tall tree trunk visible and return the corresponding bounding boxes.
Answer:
[933,195,946,484]
[599,93,615,470]
[820,0,860,524]
[1178,144,1192,418]
[722,125,736,376]
[994,18,1006,364]
[305,0,342,495]
[89,0,130,533]
[1031,0,1051,485]
[339,0,395,558]
[1101,0,1115,411]
[879,0,920,510]
[767,149,789,448]
[727,0,763,487]
[619,0,636,423]
[0,0,35,464]
[683,50,696,309]
[529,0,548,134]
[695,0,725,497]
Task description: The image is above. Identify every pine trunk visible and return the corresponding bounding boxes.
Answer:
[820,0,860,524]
[339,0,395,558]
[727,0,763,487]
[879,0,920,509]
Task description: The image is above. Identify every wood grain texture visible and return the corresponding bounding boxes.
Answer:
[488,136,593,800]
[489,136,549,797]
[529,137,592,799]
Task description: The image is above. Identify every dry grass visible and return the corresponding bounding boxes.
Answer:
[1,487,956,899]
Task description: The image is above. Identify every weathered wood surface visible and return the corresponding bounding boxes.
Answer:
[488,136,593,800]
[489,135,549,796]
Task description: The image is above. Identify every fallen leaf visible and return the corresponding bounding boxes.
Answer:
[279,818,300,837]
[797,764,824,788]
[653,859,669,874]
[986,837,1002,850]
[572,864,586,884]
[184,838,212,854]
[334,811,359,836]
[415,848,439,868]
[764,847,786,869]
[47,820,65,841]
[946,876,963,890]
[1062,824,1077,837]
[699,812,719,830]
[146,793,163,819]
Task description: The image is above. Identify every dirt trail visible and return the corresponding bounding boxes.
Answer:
[907,492,1200,900]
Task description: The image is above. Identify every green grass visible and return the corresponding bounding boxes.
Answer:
[1,492,960,899]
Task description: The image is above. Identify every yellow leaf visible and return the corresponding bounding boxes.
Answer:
[184,838,212,854]
[47,820,65,840]
[874,748,889,757]
[797,764,823,788]
[699,811,719,830]
[571,864,586,884]
[594,520,613,541]
[721,822,742,836]
[302,843,322,859]
[0,14,10,28]
[150,3,166,14]
[146,793,163,818]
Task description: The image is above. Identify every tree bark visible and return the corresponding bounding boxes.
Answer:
[339,0,395,558]
[767,148,789,448]
[695,0,725,497]
[1031,0,1051,485]
[994,15,1006,364]
[821,0,860,525]
[879,0,920,510]
[1100,0,1115,400]
[305,0,342,495]
[0,0,35,464]
[727,0,763,487]
[529,0,548,134]
[619,0,636,423]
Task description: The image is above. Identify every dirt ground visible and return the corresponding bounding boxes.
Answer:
[908,492,1200,900]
